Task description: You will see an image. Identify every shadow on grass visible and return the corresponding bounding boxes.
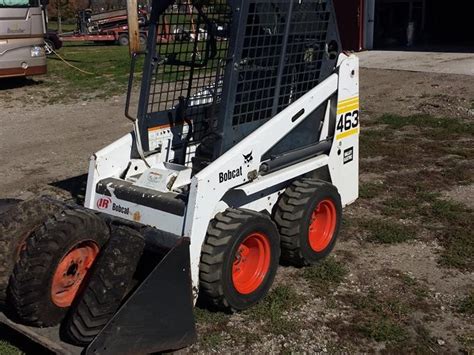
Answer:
[0,77,43,91]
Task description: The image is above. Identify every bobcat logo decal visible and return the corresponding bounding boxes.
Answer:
[243,151,253,164]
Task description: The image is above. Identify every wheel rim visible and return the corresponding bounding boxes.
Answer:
[308,199,337,252]
[51,241,99,307]
[232,233,271,295]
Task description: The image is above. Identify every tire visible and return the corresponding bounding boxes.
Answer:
[118,34,129,47]
[63,226,145,346]
[139,34,147,47]
[8,208,109,326]
[199,208,280,311]
[274,178,342,267]
[0,197,63,306]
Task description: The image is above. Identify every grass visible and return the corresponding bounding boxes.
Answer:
[335,290,411,345]
[421,199,473,271]
[44,44,139,102]
[249,285,303,335]
[377,113,474,136]
[302,257,347,292]
[457,292,474,316]
[359,182,385,199]
[47,21,77,33]
[0,340,22,355]
[356,319,409,343]
[194,307,230,349]
[359,219,416,244]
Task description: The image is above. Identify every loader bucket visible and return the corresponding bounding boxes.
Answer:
[85,236,197,355]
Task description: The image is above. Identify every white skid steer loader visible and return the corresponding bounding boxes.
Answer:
[0,0,359,353]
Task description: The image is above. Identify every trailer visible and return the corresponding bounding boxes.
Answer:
[59,8,170,46]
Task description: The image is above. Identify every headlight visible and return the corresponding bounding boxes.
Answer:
[30,45,45,57]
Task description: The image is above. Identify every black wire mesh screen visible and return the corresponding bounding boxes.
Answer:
[217,0,340,155]
[232,0,332,125]
[142,0,232,148]
[277,2,332,112]
[231,2,290,127]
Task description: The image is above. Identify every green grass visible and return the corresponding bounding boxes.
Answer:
[302,257,347,292]
[44,44,139,102]
[249,285,303,335]
[359,219,416,244]
[359,182,385,199]
[0,340,22,355]
[457,292,474,315]
[420,199,473,271]
[47,21,77,33]
[377,113,474,136]
[194,307,230,349]
[336,290,412,345]
[356,319,409,343]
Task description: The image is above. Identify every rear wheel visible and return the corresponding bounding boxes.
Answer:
[139,34,147,47]
[0,197,63,306]
[8,208,109,326]
[274,179,342,266]
[63,225,145,346]
[199,209,280,311]
[118,34,129,47]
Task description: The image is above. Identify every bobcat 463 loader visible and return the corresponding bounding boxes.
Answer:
[0,0,359,353]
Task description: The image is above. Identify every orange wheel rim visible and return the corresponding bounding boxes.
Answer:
[232,233,271,295]
[308,199,337,252]
[51,241,99,308]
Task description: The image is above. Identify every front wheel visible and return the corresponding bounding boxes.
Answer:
[8,208,109,326]
[274,179,342,267]
[199,209,280,311]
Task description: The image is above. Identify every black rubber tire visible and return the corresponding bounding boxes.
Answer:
[139,34,147,47]
[118,34,129,46]
[199,208,280,312]
[63,226,145,346]
[8,208,109,326]
[0,197,63,306]
[274,178,342,267]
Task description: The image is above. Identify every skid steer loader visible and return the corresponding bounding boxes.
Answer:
[0,0,359,353]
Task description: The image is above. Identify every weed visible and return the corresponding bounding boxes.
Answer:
[458,333,474,353]
[194,307,230,350]
[359,219,416,244]
[250,285,303,335]
[0,341,22,355]
[200,332,224,349]
[428,199,471,227]
[457,292,474,315]
[356,319,409,343]
[302,257,348,291]
[377,114,474,136]
[194,307,229,324]
[381,197,418,219]
[439,230,473,271]
[419,199,474,271]
[359,182,385,199]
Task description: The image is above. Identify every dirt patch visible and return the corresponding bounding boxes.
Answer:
[443,184,474,209]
